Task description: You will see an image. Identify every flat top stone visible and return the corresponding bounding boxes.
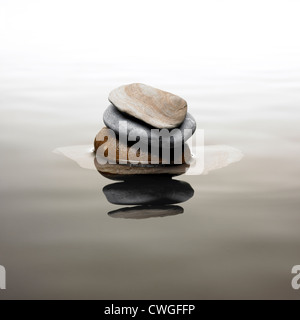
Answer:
[108,83,187,129]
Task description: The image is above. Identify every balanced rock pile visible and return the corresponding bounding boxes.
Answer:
[94,83,196,180]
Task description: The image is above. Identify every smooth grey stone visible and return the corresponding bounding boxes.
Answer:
[103,178,194,205]
[103,104,196,148]
[108,205,183,219]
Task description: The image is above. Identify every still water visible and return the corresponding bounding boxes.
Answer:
[0,59,300,299]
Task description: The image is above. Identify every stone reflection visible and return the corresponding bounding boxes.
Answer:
[108,205,184,219]
[103,178,194,205]
[98,173,194,219]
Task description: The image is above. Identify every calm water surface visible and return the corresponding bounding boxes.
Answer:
[0,60,300,299]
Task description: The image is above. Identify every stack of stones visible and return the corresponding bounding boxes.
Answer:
[94,83,196,180]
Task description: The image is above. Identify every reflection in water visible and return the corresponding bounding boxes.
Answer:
[102,176,194,219]
[103,178,194,205]
[108,205,184,219]
[99,164,194,219]
[54,143,243,219]
[54,142,243,219]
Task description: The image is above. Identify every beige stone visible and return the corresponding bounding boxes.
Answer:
[94,160,190,180]
[108,83,187,129]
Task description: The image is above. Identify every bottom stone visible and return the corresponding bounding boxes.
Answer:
[94,158,189,180]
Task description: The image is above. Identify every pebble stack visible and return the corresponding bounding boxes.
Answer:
[94,83,196,179]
